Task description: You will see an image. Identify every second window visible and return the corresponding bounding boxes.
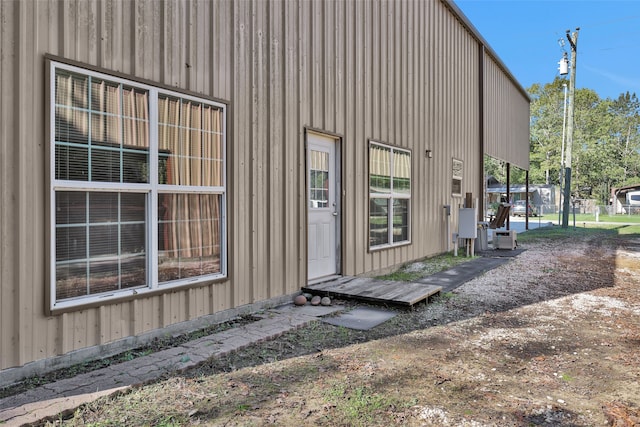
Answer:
[369,142,411,249]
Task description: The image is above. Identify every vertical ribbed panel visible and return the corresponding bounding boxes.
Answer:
[1,0,19,370]
[0,0,528,373]
[484,54,531,170]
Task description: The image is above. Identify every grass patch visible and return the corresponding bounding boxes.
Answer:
[377,252,476,282]
[437,292,456,301]
[539,213,640,224]
[617,224,640,235]
[517,226,609,243]
[234,403,252,412]
[517,223,640,244]
[324,384,406,426]
[560,373,573,382]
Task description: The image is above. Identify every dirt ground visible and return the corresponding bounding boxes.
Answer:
[56,228,640,426]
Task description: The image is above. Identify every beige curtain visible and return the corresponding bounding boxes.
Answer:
[370,144,391,180]
[122,86,149,149]
[393,150,411,180]
[84,78,150,150]
[158,97,222,279]
[56,72,89,145]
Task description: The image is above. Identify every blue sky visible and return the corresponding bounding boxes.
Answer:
[454,0,640,100]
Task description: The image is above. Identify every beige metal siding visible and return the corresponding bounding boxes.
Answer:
[0,0,527,374]
[484,54,531,170]
[335,0,482,277]
[0,0,239,372]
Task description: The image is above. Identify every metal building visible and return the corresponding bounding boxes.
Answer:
[0,0,529,383]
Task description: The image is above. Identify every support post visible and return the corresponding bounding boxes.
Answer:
[525,170,530,230]
[506,162,511,230]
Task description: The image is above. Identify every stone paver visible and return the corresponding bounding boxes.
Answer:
[0,305,341,426]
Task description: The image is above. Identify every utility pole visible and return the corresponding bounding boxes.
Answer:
[558,82,567,226]
[562,28,579,228]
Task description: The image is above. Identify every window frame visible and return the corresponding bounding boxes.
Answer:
[368,141,412,251]
[47,59,227,312]
[452,158,463,197]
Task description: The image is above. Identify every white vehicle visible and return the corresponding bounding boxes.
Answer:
[627,191,640,206]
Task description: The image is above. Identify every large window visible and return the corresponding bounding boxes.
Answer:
[369,142,411,248]
[50,60,226,310]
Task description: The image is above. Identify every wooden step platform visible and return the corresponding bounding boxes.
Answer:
[302,277,442,307]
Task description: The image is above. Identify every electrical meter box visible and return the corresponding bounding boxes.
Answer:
[458,208,477,239]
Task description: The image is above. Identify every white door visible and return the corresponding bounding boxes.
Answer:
[307,133,339,280]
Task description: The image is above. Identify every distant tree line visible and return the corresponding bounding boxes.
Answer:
[486,77,640,205]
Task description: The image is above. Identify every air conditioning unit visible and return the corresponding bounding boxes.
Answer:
[494,230,517,250]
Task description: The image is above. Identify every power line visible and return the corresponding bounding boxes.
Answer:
[580,15,640,29]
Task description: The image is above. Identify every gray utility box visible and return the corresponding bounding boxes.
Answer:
[494,230,517,250]
[458,208,477,238]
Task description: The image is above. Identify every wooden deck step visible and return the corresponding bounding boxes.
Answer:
[302,277,442,307]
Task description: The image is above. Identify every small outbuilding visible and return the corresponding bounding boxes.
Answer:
[611,184,640,214]
[0,0,530,383]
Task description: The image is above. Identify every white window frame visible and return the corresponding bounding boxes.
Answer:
[48,60,227,311]
[368,141,412,250]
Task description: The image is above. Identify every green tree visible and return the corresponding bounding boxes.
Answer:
[528,78,567,186]
[570,87,610,200]
[484,155,506,184]
[527,78,640,205]
[609,92,640,186]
